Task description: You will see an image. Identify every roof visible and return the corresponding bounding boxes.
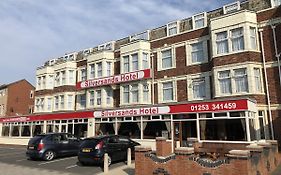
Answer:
[0,79,34,90]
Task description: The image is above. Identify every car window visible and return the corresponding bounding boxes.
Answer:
[119,137,130,144]
[52,135,61,143]
[60,134,68,141]
[67,134,78,140]
[108,136,119,143]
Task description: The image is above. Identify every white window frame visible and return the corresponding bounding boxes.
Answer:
[271,0,281,7]
[67,95,73,109]
[96,90,102,106]
[123,55,130,73]
[250,27,257,50]
[157,47,176,71]
[90,64,95,79]
[81,68,87,81]
[233,68,248,93]
[186,37,209,65]
[97,62,103,78]
[192,12,207,29]
[158,80,177,103]
[167,21,178,36]
[254,67,262,93]
[223,1,240,14]
[68,70,75,85]
[231,27,244,52]
[142,52,150,69]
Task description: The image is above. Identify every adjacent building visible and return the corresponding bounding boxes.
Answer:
[1,0,281,149]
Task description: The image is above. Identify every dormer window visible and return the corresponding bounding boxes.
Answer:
[193,12,206,29]
[83,49,90,56]
[98,42,114,51]
[223,1,240,14]
[167,21,178,36]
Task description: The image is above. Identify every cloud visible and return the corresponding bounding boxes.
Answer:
[0,0,235,85]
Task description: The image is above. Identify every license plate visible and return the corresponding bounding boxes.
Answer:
[82,148,91,153]
[28,146,34,150]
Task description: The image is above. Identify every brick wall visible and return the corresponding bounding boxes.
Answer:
[6,80,34,116]
[135,139,281,175]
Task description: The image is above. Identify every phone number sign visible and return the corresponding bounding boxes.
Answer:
[170,99,249,113]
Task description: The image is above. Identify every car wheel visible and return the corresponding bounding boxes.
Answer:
[43,150,56,161]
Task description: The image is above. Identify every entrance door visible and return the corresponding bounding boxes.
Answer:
[174,121,197,147]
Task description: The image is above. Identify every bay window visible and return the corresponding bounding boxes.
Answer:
[254,68,262,92]
[121,83,149,105]
[60,95,65,109]
[61,71,66,85]
[216,32,228,54]
[47,98,52,111]
[106,62,112,76]
[105,89,112,105]
[142,53,149,69]
[89,91,94,106]
[231,28,244,51]
[67,95,73,109]
[218,70,231,94]
[143,84,149,102]
[96,90,101,106]
[90,64,95,79]
[250,27,257,49]
[234,68,248,93]
[97,63,102,78]
[54,96,59,110]
[123,85,130,104]
[123,56,129,73]
[69,70,75,84]
[132,54,138,71]
[131,84,139,103]
[81,69,87,81]
[78,94,86,108]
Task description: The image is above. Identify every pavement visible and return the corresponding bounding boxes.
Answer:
[96,164,135,175]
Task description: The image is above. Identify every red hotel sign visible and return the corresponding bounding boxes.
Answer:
[94,99,250,117]
[76,69,151,89]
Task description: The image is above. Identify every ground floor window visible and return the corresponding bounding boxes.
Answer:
[2,125,9,136]
[143,121,170,139]
[32,125,43,136]
[97,123,114,135]
[74,124,87,138]
[21,125,31,136]
[11,125,20,137]
[199,119,247,141]
[118,122,140,139]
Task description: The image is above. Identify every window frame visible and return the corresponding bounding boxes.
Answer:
[159,80,177,103]
[192,12,207,29]
[223,1,241,14]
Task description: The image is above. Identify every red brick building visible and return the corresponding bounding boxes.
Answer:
[1,0,281,150]
[0,79,34,117]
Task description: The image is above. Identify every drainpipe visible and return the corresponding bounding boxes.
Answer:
[259,29,275,140]
[151,53,155,105]
[271,25,281,86]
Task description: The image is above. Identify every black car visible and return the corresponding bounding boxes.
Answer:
[78,135,140,166]
[26,133,80,161]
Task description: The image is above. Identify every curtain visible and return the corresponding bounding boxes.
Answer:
[165,121,171,133]
[231,28,244,51]
[254,68,261,92]
[234,69,248,92]
[137,122,141,130]
[191,42,203,63]
[132,54,138,71]
[216,32,228,54]
[200,120,206,140]
[113,122,121,133]
[193,79,205,99]
[143,122,148,131]
[162,50,172,68]
[219,71,231,94]
[163,82,173,101]
[95,123,100,134]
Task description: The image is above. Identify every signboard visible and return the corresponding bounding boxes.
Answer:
[94,99,249,118]
[76,69,151,89]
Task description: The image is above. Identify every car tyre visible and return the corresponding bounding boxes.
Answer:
[43,150,56,161]
[107,155,112,167]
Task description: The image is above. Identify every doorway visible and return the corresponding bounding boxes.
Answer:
[174,121,197,147]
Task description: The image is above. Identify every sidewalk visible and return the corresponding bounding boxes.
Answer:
[97,163,135,175]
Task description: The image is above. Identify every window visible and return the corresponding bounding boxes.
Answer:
[192,78,206,99]
[106,62,112,76]
[60,95,64,109]
[90,64,95,78]
[250,27,257,50]
[272,0,281,6]
[89,91,94,106]
[143,84,149,102]
[61,71,66,85]
[142,53,149,69]
[161,49,172,69]
[131,84,139,103]
[81,69,87,81]
[37,77,41,89]
[123,85,129,103]
[105,89,112,105]
[191,42,204,63]
[218,70,231,94]
[123,56,129,73]
[47,98,52,111]
[69,70,74,84]
[67,95,73,109]
[96,90,101,106]
[42,76,46,88]
[132,54,138,71]
[97,63,102,77]
[55,72,60,86]
[216,32,228,54]
[54,96,59,110]
[231,28,244,51]
[223,1,240,14]
[79,94,86,108]
[254,68,262,92]
[234,68,248,93]
[167,22,177,36]
[193,13,205,29]
[162,82,174,101]
[49,75,53,87]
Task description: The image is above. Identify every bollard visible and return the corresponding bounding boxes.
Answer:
[104,153,109,173]
[127,147,131,166]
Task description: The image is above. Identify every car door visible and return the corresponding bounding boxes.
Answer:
[67,134,80,154]
[118,137,131,159]
[106,136,123,161]
[59,133,72,156]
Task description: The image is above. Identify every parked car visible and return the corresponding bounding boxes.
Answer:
[26,133,80,161]
[78,135,140,166]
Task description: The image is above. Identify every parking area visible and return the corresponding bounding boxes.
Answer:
[0,144,128,175]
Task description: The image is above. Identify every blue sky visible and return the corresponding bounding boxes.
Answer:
[0,0,235,85]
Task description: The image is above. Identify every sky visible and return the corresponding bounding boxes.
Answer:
[0,0,236,86]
